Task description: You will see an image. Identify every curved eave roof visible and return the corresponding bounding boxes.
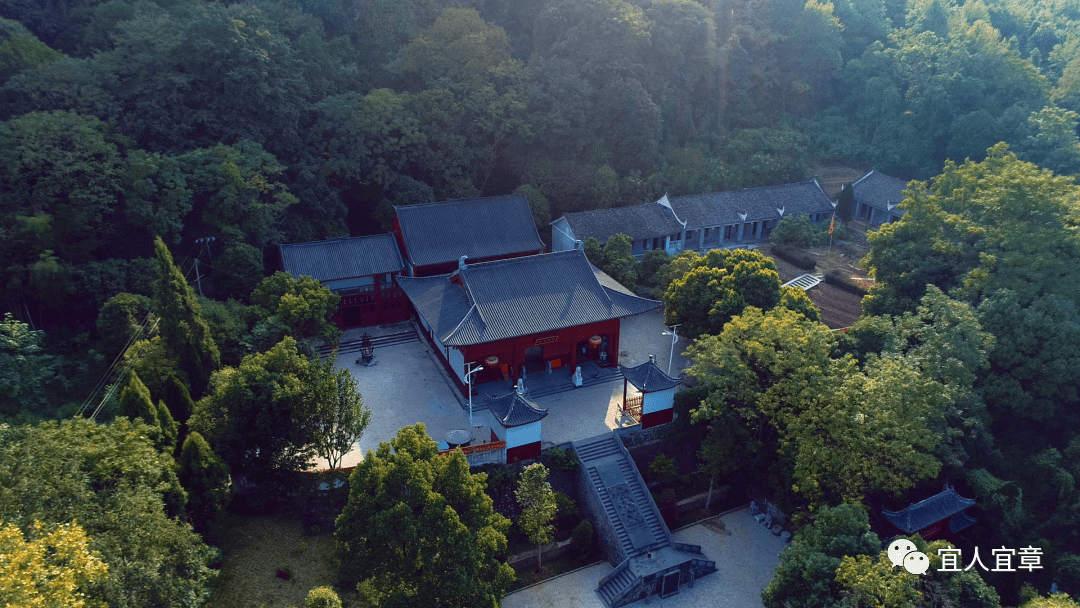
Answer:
[852,170,911,212]
[486,392,549,427]
[883,486,976,534]
[619,360,680,392]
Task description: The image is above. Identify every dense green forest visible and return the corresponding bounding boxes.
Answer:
[8,0,1080,333]
[5,0,1080,606]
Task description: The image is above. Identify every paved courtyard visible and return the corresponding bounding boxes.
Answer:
[315,307,694,469]
[501,507,786,608]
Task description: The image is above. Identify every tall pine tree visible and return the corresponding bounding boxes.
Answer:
[152,237,220,400]
[177,431,230,533]
[836,182,855,223]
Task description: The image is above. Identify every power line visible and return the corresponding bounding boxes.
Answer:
[76,310,155,417]
[89,318,160,421]
[77,248,204,419]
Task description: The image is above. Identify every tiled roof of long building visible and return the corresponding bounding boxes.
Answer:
[559,202,684,243]
[852,170,910,212]
[278,234,405,282]
[668,179,835,229]
[398,249,660,347]
[395,194,545,267]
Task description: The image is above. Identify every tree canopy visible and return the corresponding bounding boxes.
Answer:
[662,248,802,337]
[191,336,324,476]
[335,423,514,608]
[0,418,214,608]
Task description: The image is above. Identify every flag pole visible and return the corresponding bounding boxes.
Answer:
[828,190,838,254]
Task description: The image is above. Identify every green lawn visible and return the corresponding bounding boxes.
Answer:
[206,513,352,608]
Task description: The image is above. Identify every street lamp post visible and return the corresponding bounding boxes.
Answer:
[661,324,681,377]
[465,362,484,426]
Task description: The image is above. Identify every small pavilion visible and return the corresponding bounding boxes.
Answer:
[619,357,681,429]
[883,485,977,540]
[485,389,549,462]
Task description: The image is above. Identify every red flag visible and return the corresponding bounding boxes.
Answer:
[829,217,835,234]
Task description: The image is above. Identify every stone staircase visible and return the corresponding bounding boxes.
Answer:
[597,560,640,607]
[781,273,822,291]
[526,365,623,399]
[576,434,669,558]
[317,328,419,357]
[575,432,716,607]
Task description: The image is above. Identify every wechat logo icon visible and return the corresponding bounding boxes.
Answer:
[888,539,930,575]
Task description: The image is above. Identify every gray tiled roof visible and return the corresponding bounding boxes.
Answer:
[558,203,683,243]
[590,261,636,297]
[398,249,660,347]
[668,179,835,229]
[278,234,405,282]
[485,391,549,428]
[852,170,909,213]
[883,486,976,534]
[948,509,977,534]
[395,195,545,268]
[393,274,473,339]
[619,360,680,392]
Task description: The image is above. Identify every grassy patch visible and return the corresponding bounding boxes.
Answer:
[206,513,353,608]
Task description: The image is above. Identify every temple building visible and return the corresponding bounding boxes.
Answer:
[397,247,660,394]
[550,180,835,256]
[393,194,546,277]
[278,234,409,328]
[851,170,908,227]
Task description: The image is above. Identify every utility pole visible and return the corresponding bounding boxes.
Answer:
[465,362,484,426]
[193,237,216,297]
[194,258,203,295]
[662,324,681,377]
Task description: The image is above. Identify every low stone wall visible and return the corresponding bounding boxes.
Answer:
[615,422,667,448]
[506,538,577,568]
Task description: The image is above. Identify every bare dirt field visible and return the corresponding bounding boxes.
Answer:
[759,245,868,329]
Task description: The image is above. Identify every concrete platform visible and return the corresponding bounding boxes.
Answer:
[501,507,785,608]
[315,307,694,470]
[314,338,471,470]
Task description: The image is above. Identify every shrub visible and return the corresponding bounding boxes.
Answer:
[571,520,595,556]
[770,215,817,247]
[305,586,342,608]
[771,216,846,248]
[771,244,817,270]
[544,446,579,472]
[639,249,672,287]
[648,454,677,482]
[553,491,577,520]
[824,270,868,295]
